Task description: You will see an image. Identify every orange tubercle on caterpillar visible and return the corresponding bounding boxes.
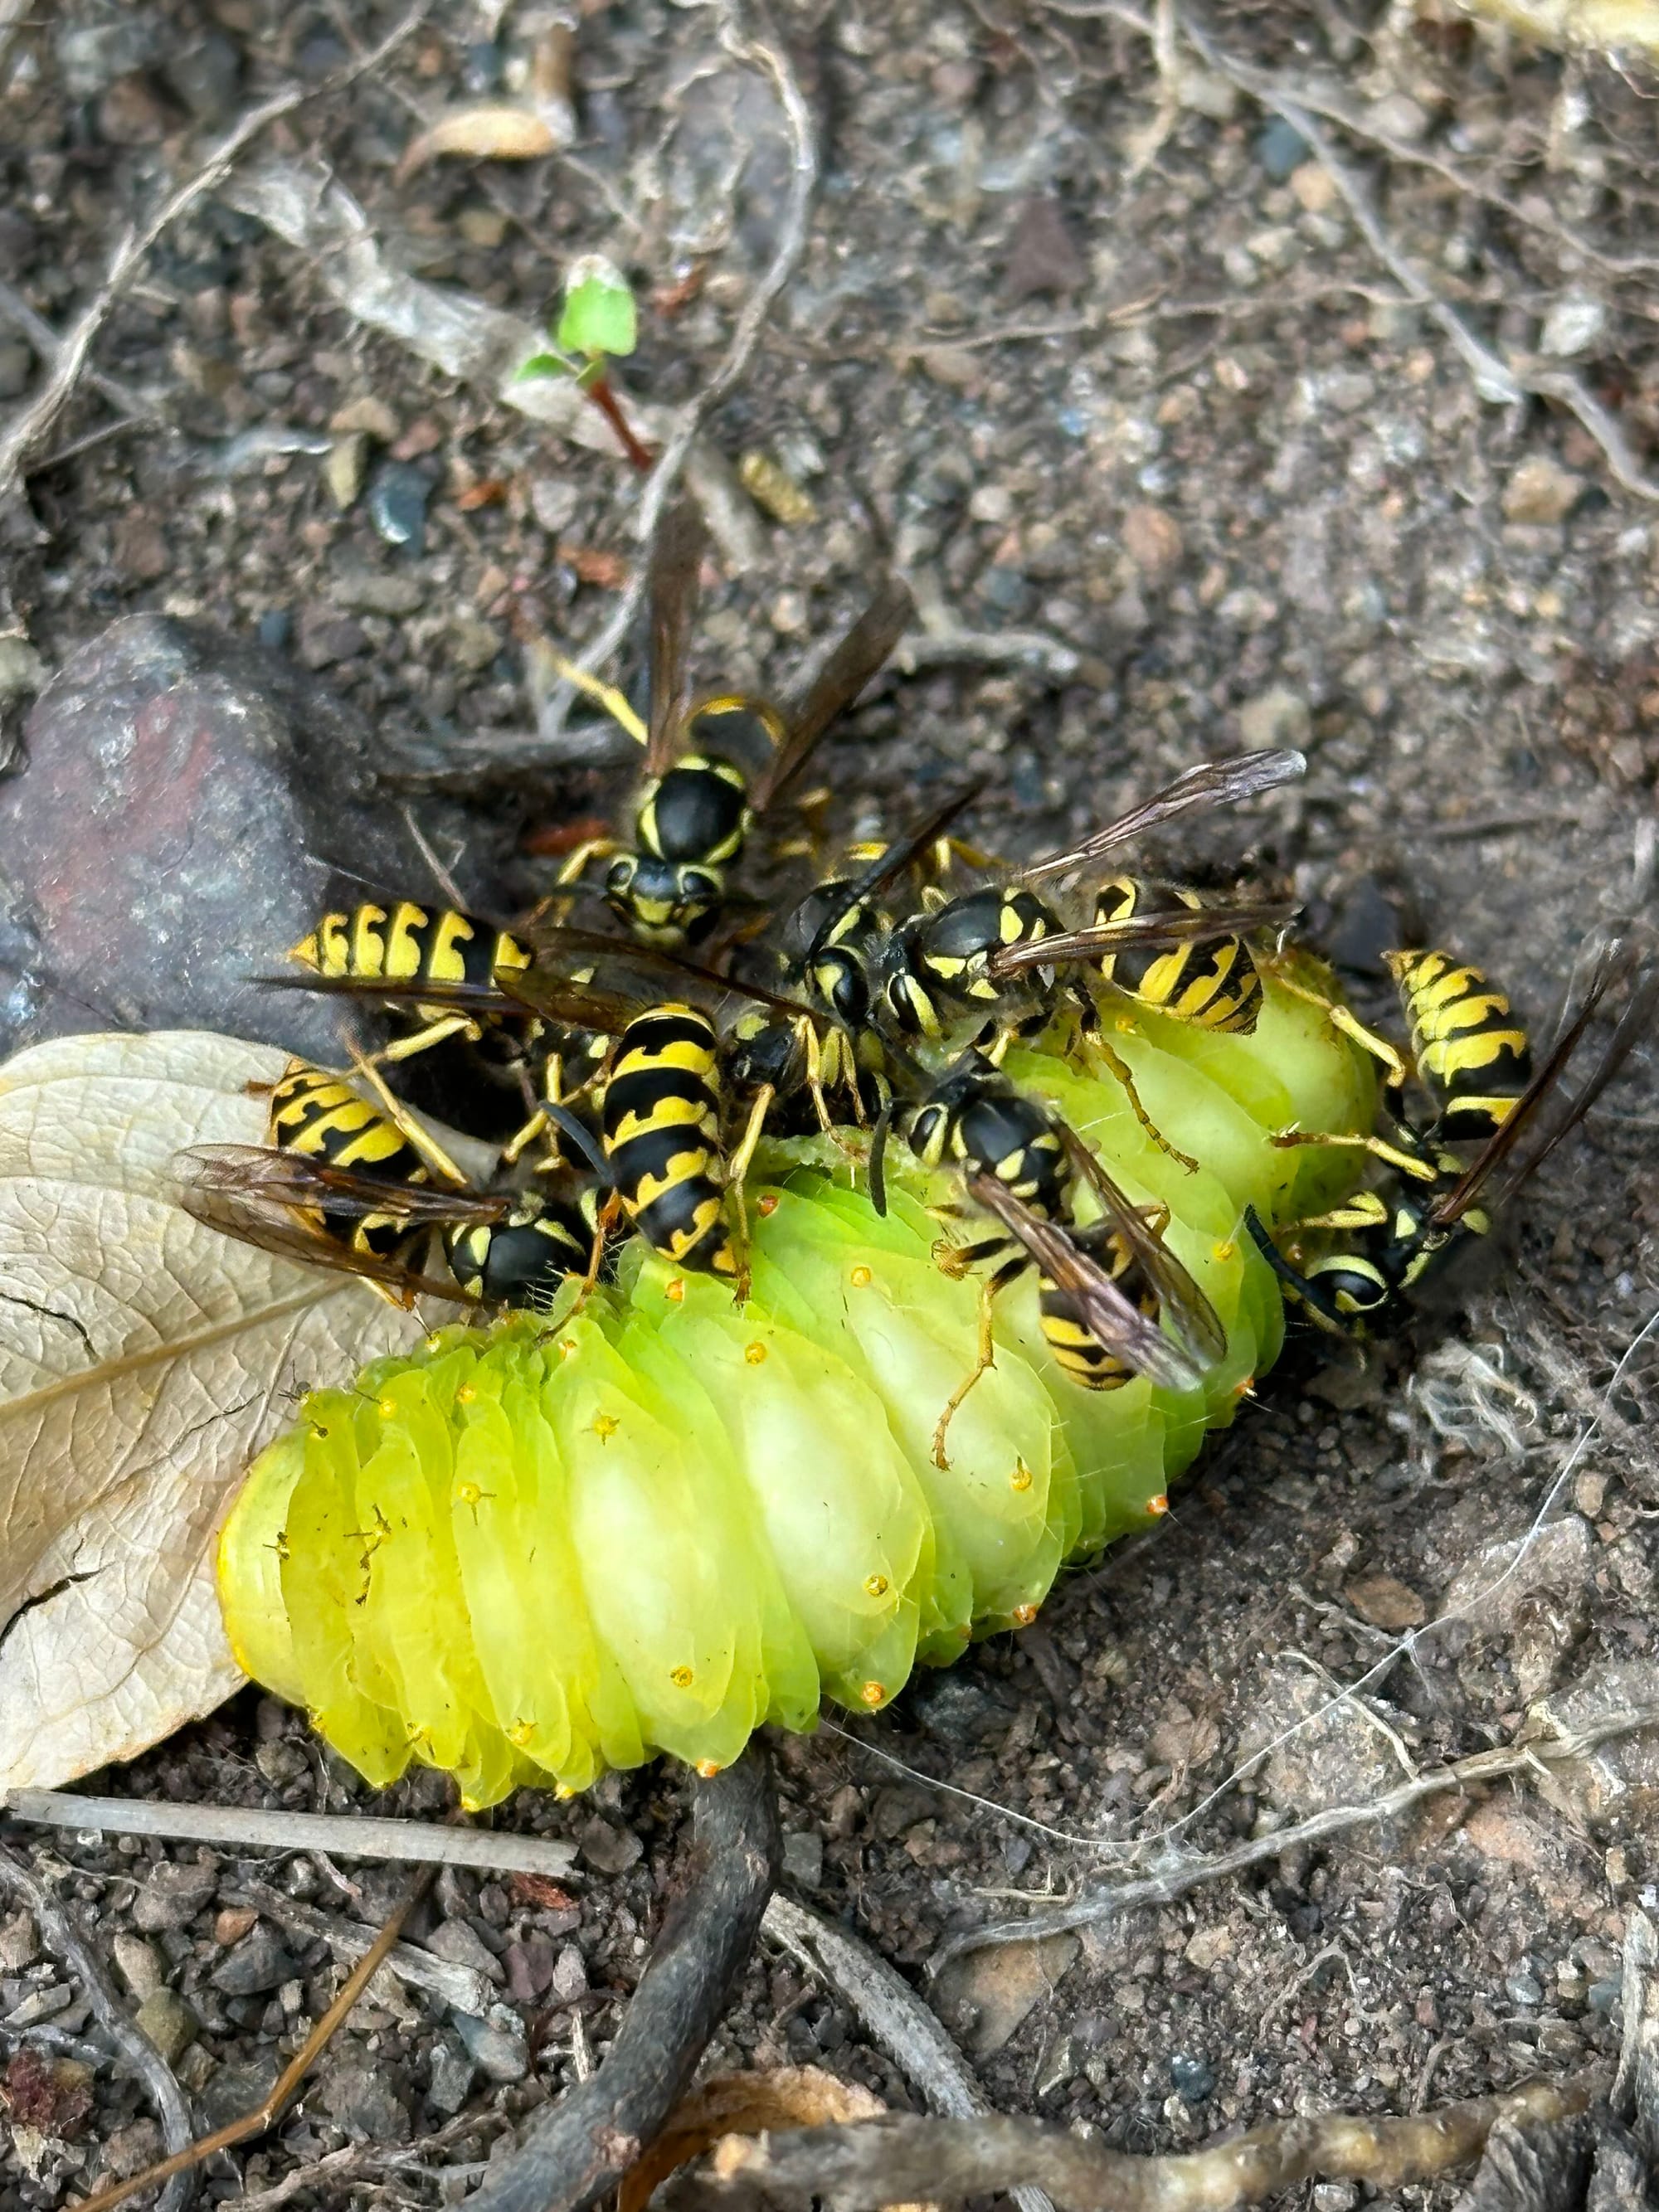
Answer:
[1010,1459,1033,1493]
[849,1265,873,1287]
[1146,1493,1170,1516]
[591,1412,619,1441]
[696,1759,722,1777]
[757,1192,780,1217]
[670,1665,693,1688]
[745,1341,767,1365]
[1011,1602,1039,1627]
[664,1277,686,1303]
[860,1680,888,1707]
[864,1573,888,1598]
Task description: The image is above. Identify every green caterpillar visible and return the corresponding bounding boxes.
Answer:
[218,981,1375,1807]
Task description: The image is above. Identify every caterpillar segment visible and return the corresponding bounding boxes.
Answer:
[221,976,1382,1805]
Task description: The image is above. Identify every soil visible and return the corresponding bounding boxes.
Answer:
[3,2,1659,2208]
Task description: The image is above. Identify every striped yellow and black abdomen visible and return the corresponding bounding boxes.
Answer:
[267,1062,429,1259]
[1037,1225,1149,1390]
[1387,948,1532,1142]
[289,902,532,994]
[600,1005,737,1278]
[1092,877,1261,1034]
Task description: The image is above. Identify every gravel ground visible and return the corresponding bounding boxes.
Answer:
[3,2,1659,2206]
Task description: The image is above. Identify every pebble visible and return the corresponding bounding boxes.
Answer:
[329,395,400,442]
[211,1924,299,1996]
[0,1910,40,1971]
[452,2010,530,2083]
[577,1816,642,1875]
[0,637,44,698]
[1363,91,1428,142]
[1237,685,1311,751]
[0,338,31,401]
[1505,1968,1544,2006]
[781,1830,824,1887]
[111,1933,166,2002]
[1121,502,1183,581]
[548,1942,587,2003]
[319,2059,409,2142]
[1503,455,1584,525]
[1170,2052,1215,2102]
[1238,1659,1403,1817]
[426,1918,504,1981]
[448,616,504,673]
[933,1932,1080,2057]
[457,206,510,250]
[529,475,581,535]
[134,1989,198,2066]
[1034,2033,1078,2098]
[1290,162,1337,214]
[367,461,433,552]
[256,608,292,651]
[1540,295,1607,358]
[96,70,177,145]
[1344,1573,1426,1631]
[131,1861,218,1934]
[56,17,161,99]
[328,565,426,617]
[426,2032,476,2117]
[462,40,504,94]
[908,1672,1005,1743]
[297,605,370,669]
[1002,194,1086,299]
[1254,118,1309,181]
[163,30,242,123]
[1312,2185,1359,2212]
[325,432,368,510]
[111,510,170,582]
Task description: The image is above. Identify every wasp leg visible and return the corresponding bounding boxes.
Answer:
[725,1081,776,1271]
[1270,1125,1439,1183]
[1084,1035,1200,1174]
[932,1254,1027,1470]
[364,1013,483,1067]
[542,649,649,745]
[1264,968,1408,1087]
[932,1230,1010,1278]
[1241,1205,1356,1339]
[345,1047,472,1187]
[551,836,627,892]
[572,1192,622,1313]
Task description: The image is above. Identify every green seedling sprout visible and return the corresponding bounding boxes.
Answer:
[518,254,653,473]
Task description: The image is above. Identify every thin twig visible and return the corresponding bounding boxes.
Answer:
[929,1700,1659,1967]
[231,2112,501,2212]
[533,0,820,747]
[669,2077,1600,2212]
[762,1897,1056,2212]
[2,1787,577,1878]
[0,1840,196,2212]
[0,3,431,502]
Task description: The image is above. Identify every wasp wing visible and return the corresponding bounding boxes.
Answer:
[178,1145,509,1224]
[962,1172,1209,1393]
[259,966,645,1037]
[799,783,986,960]
[1057,1128,1228,1369]
[752,577,916,813]
[1431,934,1658,1228]
[645,494,708,775]
[1019,749,1306,886]
[177,1155,472,1304]
[988,897,1298,978]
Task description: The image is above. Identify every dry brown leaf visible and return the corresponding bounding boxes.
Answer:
[618,2065,938,2212]
[396,103,565,183]
[0,1030,430,1789]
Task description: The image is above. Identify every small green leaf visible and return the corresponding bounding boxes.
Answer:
[557,253,637,359]
[514,350,574,384]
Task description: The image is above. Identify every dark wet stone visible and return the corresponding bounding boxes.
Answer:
[319,2056,411,2141]
[256,608,292,651]
[452,2011,530,2083]
[1170,2051,1215,2101]
[131,1860,219,1934]
[367,461,434,553]
[196,2054,282,2135]
[577,1816,643,1875]
[211,1923,298,1996]
[163,31,243,124]
[0,339,31,402]
[1256,117,1310,180]
[462,40,504,93]
[1003,194,1086,300]
[0,614,505,1059]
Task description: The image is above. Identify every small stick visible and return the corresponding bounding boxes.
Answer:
[2,1787,577,1878]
